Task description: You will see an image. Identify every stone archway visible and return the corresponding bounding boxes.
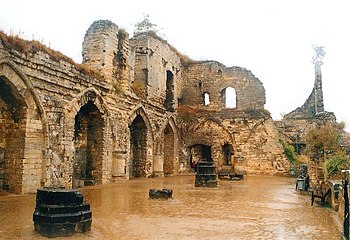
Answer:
[72,100,104,188]
[0,61,46,194]
[0,76,27,192]
[189,144,213,170]
[66,88,109,189]
[130,115,148,177]
[128,106,154,178]
[163,124,175,176]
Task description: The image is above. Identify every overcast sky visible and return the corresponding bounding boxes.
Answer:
[1,0,349,130]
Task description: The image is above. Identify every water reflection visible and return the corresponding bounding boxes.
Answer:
[0,176,341,239]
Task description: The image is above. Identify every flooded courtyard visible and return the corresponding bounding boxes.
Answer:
[0,175,342,239]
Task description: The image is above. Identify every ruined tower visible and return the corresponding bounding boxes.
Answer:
[277,46,336,148]
[283,46,327,119]
[82,20,119,82]
[312,45,325,114]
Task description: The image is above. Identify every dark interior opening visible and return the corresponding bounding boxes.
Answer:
[73,101,104,187]
[190,144,213,170]
[164,70,174,112]
[222,143,234,165]
[130,115,147,177]
[163,124,174,176]
[0,77,26,192]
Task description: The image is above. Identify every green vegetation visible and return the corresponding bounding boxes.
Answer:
[114,83,123,95]
[323,154,350,177]
[304,122,341,160]
[133,15,194,67]
[281,140,297,163]
[131,81,146,97]
[0,30,73,63]
[304,122,349,177]
[134,14,158,35]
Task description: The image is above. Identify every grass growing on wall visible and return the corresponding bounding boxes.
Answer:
[0,31,104,80]
[131,81,146,98]
[114,82,123,94]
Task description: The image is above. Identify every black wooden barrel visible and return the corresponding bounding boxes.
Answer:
[33,188,92,238]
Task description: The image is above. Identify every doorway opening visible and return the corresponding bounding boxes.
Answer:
[73,101,104,187]
[130,115,148,177]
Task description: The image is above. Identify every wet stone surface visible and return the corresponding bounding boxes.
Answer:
[0,176,342,239]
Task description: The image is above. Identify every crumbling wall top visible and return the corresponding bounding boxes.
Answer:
[180,61,266,111]
[82,20,119,80]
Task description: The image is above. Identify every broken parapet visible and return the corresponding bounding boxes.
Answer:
[33,188,92,238]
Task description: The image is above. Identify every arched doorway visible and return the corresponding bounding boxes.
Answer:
[163,124,174,176]
[0,77,27,192]
[189,144,213,170]
[73,100,104,187]
[130,115,148,177]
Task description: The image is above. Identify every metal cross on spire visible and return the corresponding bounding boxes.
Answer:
[312,45,325,66]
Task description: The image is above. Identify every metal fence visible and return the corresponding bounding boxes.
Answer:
[342,170,350,240]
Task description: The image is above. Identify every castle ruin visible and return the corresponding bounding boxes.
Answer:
[0,20,291,194]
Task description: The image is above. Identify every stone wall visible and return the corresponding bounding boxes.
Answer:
[130,33,182,110]
[178,108,290,175]
[0,19,289,194]
[181,61,265,110]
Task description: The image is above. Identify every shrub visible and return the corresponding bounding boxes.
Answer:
[280,140,296,162]
[134,14,158,35]
[304,122,342,160]
[324,154,350,177]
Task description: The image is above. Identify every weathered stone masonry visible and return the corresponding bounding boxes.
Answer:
[179,62,289,175]
[0,20,289,194]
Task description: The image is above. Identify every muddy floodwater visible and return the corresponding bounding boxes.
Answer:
[0,176,342,239]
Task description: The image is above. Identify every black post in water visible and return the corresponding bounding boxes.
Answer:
[342,170,349,240]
